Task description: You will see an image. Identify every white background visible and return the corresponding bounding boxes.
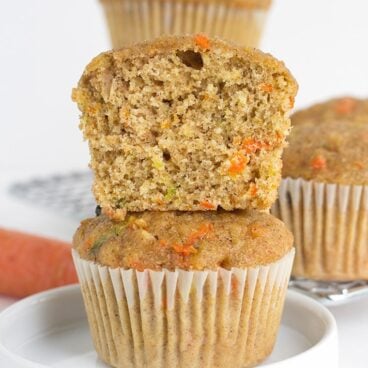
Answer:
[1,0,368,174]
[0,0,368,367]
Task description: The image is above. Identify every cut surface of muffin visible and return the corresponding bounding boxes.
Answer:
[73,209,293,270]
[283,97,368,185]
[73,35,297,219]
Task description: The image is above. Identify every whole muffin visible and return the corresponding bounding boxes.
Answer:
[272,97,368,280]
[73,209,294,368]
[72,35,297,219]
[100,0,272,48]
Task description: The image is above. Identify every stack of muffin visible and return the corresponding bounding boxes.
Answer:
[72,35,297,368]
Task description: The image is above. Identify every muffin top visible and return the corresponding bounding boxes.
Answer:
[283,97,368,185]
[73,210,293,270]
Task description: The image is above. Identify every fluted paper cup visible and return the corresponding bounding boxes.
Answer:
[72,248,294,368]
[272,177,368,280]
[99,0,269,48]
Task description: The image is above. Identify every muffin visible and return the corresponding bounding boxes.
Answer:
[72,209,294,368]
[272,97,368,280]
[72,35,298,220]
[99,0,272,49]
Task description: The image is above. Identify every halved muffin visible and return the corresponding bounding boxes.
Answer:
[73,35,297,219]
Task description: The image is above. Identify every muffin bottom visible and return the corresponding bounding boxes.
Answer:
[272,177,368,281]
[73,248,294,368]
[101,0,267,48]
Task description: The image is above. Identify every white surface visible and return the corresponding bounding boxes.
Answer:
[0,286,338,368]
[0,0,368,367]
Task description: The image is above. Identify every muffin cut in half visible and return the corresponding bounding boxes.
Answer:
[73,35,297,219]
[73,210,294,368]
[272,97,368,280]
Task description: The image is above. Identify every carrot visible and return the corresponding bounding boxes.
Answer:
[241,138,270,154]
[334,97,357,115]
[249,183,258,197]
[354,161,364,170]
[0,228,77,298]
[289,96,295,108]
[228,151,248,176]
[170,223,213,256]
[200,200,216,209]
[310,155,327,170]
[186,223,214,246]
[129,261,146,272]
[172,243,198,256]
[194,34,210,49]
[259,83,273,93]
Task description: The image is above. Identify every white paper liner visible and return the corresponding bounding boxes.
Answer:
[100,0,268,48]
[272,177,368,280]
[72,248,294,368]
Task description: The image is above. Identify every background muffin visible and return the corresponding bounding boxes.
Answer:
[73,210,294,368]
[73,35,297,219]
[99,0,272,48]
[272,97,368,280]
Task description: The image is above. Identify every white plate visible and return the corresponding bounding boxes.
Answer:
[0,285,338,368]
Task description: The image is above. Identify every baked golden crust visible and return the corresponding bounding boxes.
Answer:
[73,35,298,218]
[283,97,368,185]
[100,0,272,10]
[292,97,368,126]
[73,210,293,270]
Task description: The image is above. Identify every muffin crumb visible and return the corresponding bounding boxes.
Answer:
[73,35,297,216]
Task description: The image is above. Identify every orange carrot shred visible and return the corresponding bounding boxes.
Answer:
[242,138,261,154]
[289,96,295,108]
[172,244,197,256]
[130,261,146,272]
[249,183,258,197]
[200,201,216,209]
[241,138,271,154]
[186,223,213,246]
[276,132,283,141]
[194,34,210,49]
[334,98,357,115]
[260,83,273,93]
[311,155,327,170]
[228,152,248,176]
[354,161,364,170]
[171,223,213,256]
